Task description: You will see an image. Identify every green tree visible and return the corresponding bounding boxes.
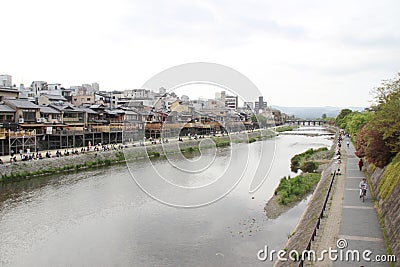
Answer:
[335,108,352,126]
[354,74,400,166]
[342,112,372,137]
[369,90,400,154]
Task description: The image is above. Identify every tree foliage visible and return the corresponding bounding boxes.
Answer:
[335,108,352,126]
[350,73,400,167]
[335,109,371,139]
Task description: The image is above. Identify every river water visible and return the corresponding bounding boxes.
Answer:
[0,127,333,267]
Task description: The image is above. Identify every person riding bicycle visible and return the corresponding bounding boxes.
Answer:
[359,178,367,198]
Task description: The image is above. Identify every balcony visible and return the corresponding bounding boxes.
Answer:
[6,130,37,138]
[63,117,84,123]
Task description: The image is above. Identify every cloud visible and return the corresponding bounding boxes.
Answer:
[1,0,400,107]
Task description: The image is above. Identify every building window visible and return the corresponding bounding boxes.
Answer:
[0,114,14,122]
[23,111,36,122]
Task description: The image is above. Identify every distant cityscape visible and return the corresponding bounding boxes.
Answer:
[0,74,288,155]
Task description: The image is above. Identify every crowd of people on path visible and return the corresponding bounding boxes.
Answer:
[1,131,231,167]
[3,143,133,166]
[335,131,344,175]
[0,135,193,166]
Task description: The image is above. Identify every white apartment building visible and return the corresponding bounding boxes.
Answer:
[225,95,238,109]
[123,89,154,100]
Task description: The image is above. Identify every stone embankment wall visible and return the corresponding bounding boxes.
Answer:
[0,130,273,182]
[366,162,400,261]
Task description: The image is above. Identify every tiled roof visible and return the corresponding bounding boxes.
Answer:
[0,104,16,112]
[40,106,61,114]
[4,99,40,109]
[41,93,67,101]
[79,107,98,114]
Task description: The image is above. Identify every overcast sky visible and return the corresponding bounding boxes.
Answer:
[1,0,400,107]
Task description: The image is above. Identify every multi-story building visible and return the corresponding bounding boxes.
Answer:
[70,83,99,94]
[215,91,226,103]
[92,82,100,93]
[225,95,238,109]
[255,96,267,113]
[39,106,62,124]
[30,81,48,95]
[190,99,208,111]
[4,99,41,124]
[123,89,154,100]
[243,102,254,110]
[0,104,16,125]
[0,75,12,87]
[38,94,68,106]
[170,100,194,114]
[0,87,19,101]
[72,94,96,106]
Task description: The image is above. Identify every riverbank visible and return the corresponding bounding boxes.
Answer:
[290,147,331,172]
[264,142,333,219]
[265,173,321,219]
[0,129,275,183]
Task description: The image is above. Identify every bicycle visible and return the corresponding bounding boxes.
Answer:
[360,187,367,202]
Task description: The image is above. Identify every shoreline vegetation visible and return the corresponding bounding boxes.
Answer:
[264,146,333,219]
[264,173,321,219]
[290,147,330,173]
[0,129,275,183]
[274,125,297,132]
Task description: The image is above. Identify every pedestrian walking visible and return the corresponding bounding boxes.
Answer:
[358,158,364,171]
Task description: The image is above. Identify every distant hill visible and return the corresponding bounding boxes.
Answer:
[270,106,365,119]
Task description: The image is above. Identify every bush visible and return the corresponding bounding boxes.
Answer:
[300,161,319,173]
[248,138,257,143]
[290,147,327,172]
[148,151,160,157]
[213,138,230,147]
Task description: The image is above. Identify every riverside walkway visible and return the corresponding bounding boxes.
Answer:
[307,137,390,266]
[333,139,389,266]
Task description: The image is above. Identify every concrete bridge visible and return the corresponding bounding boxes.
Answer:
[285,120,327,126]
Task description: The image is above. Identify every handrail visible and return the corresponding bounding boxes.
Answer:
[297,170,337,267]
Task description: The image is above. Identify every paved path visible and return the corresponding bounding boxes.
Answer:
[333,139,389,266]
[306,146,345,267]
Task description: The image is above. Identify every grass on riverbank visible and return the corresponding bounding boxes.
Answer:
[276,173,321,205]
[0,151,126,182]
[275,125,297,132]
[290,147,329,172]
[212,137,230,147]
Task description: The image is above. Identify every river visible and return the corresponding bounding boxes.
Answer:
[0,126,333,266]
